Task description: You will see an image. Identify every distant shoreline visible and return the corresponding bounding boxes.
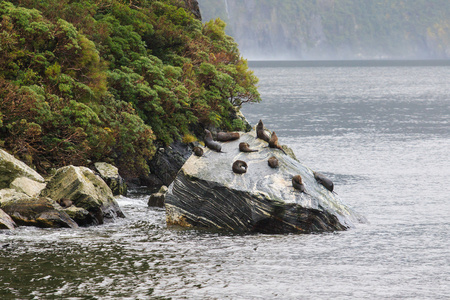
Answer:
[248,59,450,68]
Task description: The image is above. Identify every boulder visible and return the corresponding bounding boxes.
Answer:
[148,185,168,208]
[10,176,46,197]
[40,166,125,226]
[0,197,78,228]
[0,208,16,230]
[165,130,365,234]
[0,149,45,189]
[94,162,127,196]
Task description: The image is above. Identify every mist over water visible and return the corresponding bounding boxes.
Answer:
[1,60,450,299]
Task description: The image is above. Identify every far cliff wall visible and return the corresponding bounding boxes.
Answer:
[198,0,450,60]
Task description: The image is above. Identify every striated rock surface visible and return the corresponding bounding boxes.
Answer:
[1,197,78,228]
[0,208,16,230]
[0,149,45,189]
[40,166,125,226]
[94,162,127,196]
[165,130,365,233]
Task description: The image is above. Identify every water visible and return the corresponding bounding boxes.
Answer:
[1,61,450,299]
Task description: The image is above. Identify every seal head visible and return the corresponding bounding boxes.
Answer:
[232,160,248,174]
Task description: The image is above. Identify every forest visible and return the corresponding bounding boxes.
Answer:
[0,0,260,178]
[199,0,450,59]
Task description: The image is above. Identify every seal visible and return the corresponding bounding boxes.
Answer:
[232,160,248,174]
[256,120,270,143]
[239,142,258,153]
[193,146,203,157]
[292,175,306,192]
[268,156,279,168]
[217,131,240,142]
[314,172,334,192]
[57,198,73,208]
[269,131,287,155]
[204,129,223,152]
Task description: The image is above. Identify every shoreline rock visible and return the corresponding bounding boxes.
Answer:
[165,130,365,233]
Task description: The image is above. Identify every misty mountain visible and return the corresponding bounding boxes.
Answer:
[197,0,450,60]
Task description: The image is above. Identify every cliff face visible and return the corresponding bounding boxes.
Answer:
[198,0,450,60]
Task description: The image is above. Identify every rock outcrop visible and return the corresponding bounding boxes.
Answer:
[165,130,365,233]
[40,166,125,225]
[0,208,16,230]
[0,149,45,189]
[1,196,78,228]
[94,162,127,196]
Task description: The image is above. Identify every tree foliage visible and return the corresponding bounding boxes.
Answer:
[0,0,260,177]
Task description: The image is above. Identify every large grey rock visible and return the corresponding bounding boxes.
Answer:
[40,166,125,226]
[0,188,31,204]
[10,177,46,197]
[94,162,127,196]
[0,197,78,228]
[0,208,16,230]
[0,149,44,189]
[165,130,365,234]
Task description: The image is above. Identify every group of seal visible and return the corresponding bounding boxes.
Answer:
[193,121,337,194]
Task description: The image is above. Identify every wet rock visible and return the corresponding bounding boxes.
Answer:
[40,166,125,226]
[0,197,78,228]
[0,208,16,230]
[94,162,127,196]
[148,185,168,208]
[63,206,95,226]
[10,176,46,197]
[165,130,365,234]
[0,149,45,189]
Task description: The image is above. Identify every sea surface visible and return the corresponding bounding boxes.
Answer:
[1,60,449,299]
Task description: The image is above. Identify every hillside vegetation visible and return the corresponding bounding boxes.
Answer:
[199,0,450,60]
[0,0,259,177]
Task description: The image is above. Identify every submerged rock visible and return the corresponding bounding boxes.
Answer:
[94,162,127,196]
[1,197,78,228]
[165,130,365,233]
[40,166,125,226]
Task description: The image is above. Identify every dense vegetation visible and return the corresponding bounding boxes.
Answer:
[199,0,450,59]
[0,0,260,177]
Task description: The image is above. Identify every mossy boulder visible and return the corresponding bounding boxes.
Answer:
[40,166,125,226]
[93,162,127,196]
[10,177,46,197]
[0,149,45,189]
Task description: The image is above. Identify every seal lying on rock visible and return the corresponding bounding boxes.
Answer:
[217,132,240,142]
[57,198,73,208]
[193,146,204,157]
[269,131,287,155]
[256,120,271,143]
[314,172,334,192]
[292,175,306,193]
[239,142,258,153]
[232,160,248,174]
[268,156,279,168]
[204,129,223,152]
